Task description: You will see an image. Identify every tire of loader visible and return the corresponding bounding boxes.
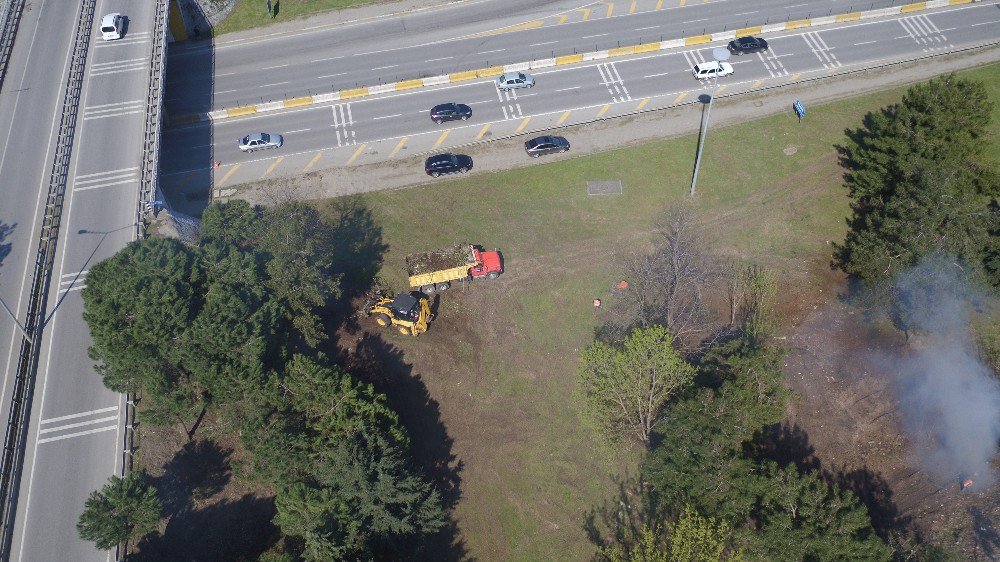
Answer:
[436,282,450,291]
[375,313,391,326]
[421,285,435,294]
[486,271,500,280]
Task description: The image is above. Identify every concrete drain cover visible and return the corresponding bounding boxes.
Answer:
[587,180,623,195]
[783,146,798,156]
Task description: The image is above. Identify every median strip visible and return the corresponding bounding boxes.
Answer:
[169,1,976,125]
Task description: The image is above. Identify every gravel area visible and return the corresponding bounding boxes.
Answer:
[228,43,1000,206]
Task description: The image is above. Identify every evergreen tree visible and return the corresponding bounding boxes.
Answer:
[77,472,161,551]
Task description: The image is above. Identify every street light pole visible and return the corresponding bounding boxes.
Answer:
[0,294,31,344]
[689,47,731,198]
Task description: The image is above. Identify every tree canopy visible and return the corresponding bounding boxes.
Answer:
[77,472,162,551]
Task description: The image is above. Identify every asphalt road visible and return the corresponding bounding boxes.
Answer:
[4,0,154,560]
[160,2,1000,197]
[164,0,915,115]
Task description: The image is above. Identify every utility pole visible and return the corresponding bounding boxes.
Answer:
[690,47,731,198]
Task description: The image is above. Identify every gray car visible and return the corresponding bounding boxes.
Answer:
[238,132,283,152]
[496,72,535,90]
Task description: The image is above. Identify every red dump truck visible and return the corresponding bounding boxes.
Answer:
[406,244,503,294]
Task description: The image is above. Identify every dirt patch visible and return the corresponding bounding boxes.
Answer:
[781,288,1000,558]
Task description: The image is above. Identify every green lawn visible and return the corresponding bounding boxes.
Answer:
[212,0,389,36]
[318,63,1000,561]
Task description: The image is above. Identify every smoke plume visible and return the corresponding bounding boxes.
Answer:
[882,256,1000,489]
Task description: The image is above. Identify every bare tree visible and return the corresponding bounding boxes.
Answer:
[726,263,777,343]
[604,209,713,349]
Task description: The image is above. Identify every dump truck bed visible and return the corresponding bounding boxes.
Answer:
[405,244,475,276]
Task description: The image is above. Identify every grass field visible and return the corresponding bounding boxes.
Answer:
[212,0,387,36]
[317,63,1000,560]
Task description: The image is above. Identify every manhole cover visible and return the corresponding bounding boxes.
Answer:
[587,180,623,195]
[783,146,798,156]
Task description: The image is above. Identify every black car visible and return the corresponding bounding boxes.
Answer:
[424,153,473,177]
[727,36,768,55]
[524,135,570,158]
[429,103,473,124]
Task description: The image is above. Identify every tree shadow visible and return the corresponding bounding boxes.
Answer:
[346,333,467,560]
[582,475,651,553]
[749,422,822,473]
[0,222,14,271]
[968,506,999,560]
[134,494,279,561]
[828,466,911,541]
[152,439,233,516]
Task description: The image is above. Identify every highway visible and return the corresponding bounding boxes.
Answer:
[164,0,914,115]
[160,2,1000,194]
[1,0,156,559]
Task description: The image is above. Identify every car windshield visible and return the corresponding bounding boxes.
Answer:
[102,26,115,32]
[448,155,459,165]
[260,133,270,142]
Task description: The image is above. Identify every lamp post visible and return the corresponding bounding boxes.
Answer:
[690,47,731,198]
[0,294,31,344]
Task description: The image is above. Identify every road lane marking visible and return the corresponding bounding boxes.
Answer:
[788,72,802,81]
[604,2,614,17]
[751,79,764,88]
[372,64,398,70]
[390,137,409,156]
[596,104,610,118]
[476,124,491,139]
[311,55,345,62]
[373,113,402,120]
[672,92,687,104]
[555,86,580,92]
[218,163,241,186]
[304,152,323,171]
[716,85,727,93]
[557,110,571,125]
[427,56,454,62]
[75,166,137,178]
[644,71,670,78]
[40,405,117,425]
[530,41,559,47]
[854,41,877,45]
[285,128,310,134]
[260,81,290,88]
[317,72,347,79]
[579,8,590,20]
[476,49,506,55]
[636,26,659,31]
[40,416,118,434]
[347,143,367,164]
[557,14,568,24]
[262,156,284,178]
[636,98,649,110]
[432,130,451,148]
[582,33,608,39]
[516,117,531,132]
[629,0,637,14]
[37,425,117,445]
[655,0,663,9]
[262,63,289,70]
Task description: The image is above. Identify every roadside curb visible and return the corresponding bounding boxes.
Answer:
[169,0,976,126]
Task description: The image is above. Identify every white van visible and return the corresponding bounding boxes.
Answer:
[692,60,734,80]
[100,13,124,41]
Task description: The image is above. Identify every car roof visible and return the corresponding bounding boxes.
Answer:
[391,293,420,314]
[427,153,455,162]
[247,133,264,141]
[433,102,458,109]
[101,13,121,26]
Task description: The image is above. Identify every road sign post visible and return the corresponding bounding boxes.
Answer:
[793,99,806,123]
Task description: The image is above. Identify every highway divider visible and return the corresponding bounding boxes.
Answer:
[169,0,975,126]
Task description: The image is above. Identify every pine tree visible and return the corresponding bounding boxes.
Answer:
[77,472,161,551]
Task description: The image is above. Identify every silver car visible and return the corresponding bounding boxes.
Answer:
[238,132,283,152]
[496,72,534,90]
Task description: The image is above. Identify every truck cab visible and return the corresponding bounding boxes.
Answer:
[469,247,503,279]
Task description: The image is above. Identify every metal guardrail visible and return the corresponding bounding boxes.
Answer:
[0,0,96,557]
[0,0,26,95]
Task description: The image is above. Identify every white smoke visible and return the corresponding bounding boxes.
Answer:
[884,257,1000,488]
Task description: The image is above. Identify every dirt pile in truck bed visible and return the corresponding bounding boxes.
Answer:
[405,244,474,276]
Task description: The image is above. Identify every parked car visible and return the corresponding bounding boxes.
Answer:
[238,132,283,152]
[430,103,473,124]
[496,72,535,90]
[692,60,734,79]
[728,36,769,55]
[100,13,125,41]
[424,153,473,177]
[524,135,570,158]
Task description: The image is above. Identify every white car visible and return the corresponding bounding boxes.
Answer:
[496,72,535,90]
[100,13,124,41]
[238,132,284,153]
[692,61,734,79]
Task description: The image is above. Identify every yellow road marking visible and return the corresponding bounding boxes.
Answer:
[218,163,241,186]
[432,130,450,148]
[672,92,688,104]
[604,2,614,17]
[262,156,284,179]
[303,152,323,172]
[390,136,408,156]
[347,143,367,165]
[579,8,590,20]
[636,98,649,110]
[655,0,663,8]
[679,0,686,6]
[516,117,531,132]
[629,0,637,14]
[556,14,569,24]
[476,124,492,139]
[716,85,727,94]
[751,79,764,88]
[789,72,801,81]
[556,110,571,125]
[596,104,610,118]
